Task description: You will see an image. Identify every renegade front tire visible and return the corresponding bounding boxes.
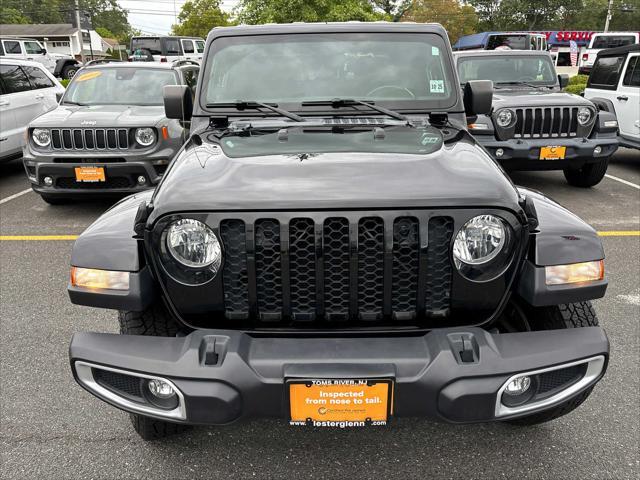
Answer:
[118,303,191,440]
[507,301,599,426]
[563,157,609,187]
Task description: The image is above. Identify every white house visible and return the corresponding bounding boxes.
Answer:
[0,23,105,61]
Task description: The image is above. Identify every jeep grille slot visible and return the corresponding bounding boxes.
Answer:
[513,107,578,138]
[217,215,454,326]
[50,128,129,150]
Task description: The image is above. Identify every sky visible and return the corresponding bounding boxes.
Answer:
[118,0,239,36]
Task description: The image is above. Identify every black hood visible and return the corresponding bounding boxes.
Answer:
[492,90,595,109]
[149,133,521,221]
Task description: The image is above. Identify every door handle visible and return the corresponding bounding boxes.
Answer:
[617,95,628,101]
[0,100,9,106]
[35,94,45,99]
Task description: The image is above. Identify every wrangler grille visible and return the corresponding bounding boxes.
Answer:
[218,215,454,326]
[513,107,579,138]
[51,128,129,150]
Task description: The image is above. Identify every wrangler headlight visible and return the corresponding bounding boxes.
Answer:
[32,128,51,147]
[577,107,592,125]
[495,109,514,128]
[166,219,222,271]
[453,215,513,281]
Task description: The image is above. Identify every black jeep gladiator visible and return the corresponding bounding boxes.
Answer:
[67,23,609,440]
[454,50,619,187]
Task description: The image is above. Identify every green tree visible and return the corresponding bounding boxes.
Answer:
[402,0,478,44]
[172,0,232,38]
[609,0,640,30]
[0,7,30,23]
[370,0,412,20]
[95,26,115,39]
[236,0,386,24]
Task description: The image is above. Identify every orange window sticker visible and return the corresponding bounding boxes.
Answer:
[75,71,103,82]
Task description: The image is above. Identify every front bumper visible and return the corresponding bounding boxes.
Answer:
[70,326,609,425]
[476,136,619,171]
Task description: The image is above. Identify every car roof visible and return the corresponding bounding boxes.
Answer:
[0,58,48,67]
[82,62,179,71]
[453,50,552,57]
[208,22,448,40]
[0,37,40,41]
[596,44,640,57]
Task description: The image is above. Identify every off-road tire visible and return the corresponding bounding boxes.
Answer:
[507,302,599,426]
[119,303,191,440]
[40,194,69,205]
[563,157,609,187]
[62,65,79,80]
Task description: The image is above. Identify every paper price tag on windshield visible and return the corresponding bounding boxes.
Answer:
[430,80,445,93]
[75,71,102,82]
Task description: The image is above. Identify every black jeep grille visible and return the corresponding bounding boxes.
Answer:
[51,128,129,150]
[513,107,579,138]
[218,214,454,326]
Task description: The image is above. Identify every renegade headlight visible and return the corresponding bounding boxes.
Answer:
[577,107,592,126]
[32,128,51,147]
[135,127,156,147]
[453,215,506,266]
[495,109,514,128]
[166,219,222,271]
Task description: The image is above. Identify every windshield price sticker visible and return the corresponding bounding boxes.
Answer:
[288,379,393,427]
[75,71,102,82]
[430,80,445,93]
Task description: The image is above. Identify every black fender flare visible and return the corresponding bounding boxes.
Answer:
[515,187,607,306]
[69,190,157,311]
[589,97,616,114]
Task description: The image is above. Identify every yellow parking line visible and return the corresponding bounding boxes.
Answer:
[0,235,79,241]
[1,231,639,241]
[597,231,640,237]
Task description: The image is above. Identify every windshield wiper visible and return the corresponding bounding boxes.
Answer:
[206,100,304,122]
[495,81,549,89]
[301,98,410,123]
[63,100,88,106]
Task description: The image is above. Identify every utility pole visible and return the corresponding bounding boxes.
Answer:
[604,0,613,32]
[74,0,83,62]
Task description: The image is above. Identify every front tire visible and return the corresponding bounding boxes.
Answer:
[119,303,191,440]
[563,157,609,187]
[62,65,79,80]
[507,302,599,426]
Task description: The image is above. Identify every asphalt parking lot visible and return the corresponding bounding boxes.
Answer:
[1,149,638,480]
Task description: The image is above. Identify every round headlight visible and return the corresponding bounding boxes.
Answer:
[577,107,592,125]
[135,127,156,147]
[453,215,506,266]
[32,128,51,147]
[495,109,514,128]
[166,219,222,271]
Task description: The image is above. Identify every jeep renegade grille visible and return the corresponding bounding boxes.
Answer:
[51,128,129,150]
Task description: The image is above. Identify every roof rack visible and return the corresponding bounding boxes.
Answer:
[171,59,200,68]
[84,59,123,67]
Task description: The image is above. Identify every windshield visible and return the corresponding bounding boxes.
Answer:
[131,37,161,55]
[457,55,556,84]
[592,35,635,49]
[219,126,444,158]
[64,68,178,106]
[203,33,455,111]
[486,35,528,50]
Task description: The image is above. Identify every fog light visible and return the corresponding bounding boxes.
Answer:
[147,379,175,399]
[43,176,53,186]
[495,148,504,158]
[593,146,602,155]
[137,175,146,185]
[504,376,531,396]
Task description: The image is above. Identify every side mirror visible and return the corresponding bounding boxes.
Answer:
[163,85,193,121]
[463,80,493,116]
[558,73,569,89]
[56,92,63,103]
[41,49,47,55]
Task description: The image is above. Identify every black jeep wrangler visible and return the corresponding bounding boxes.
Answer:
[454,50,619,187]
[67,23,609,440]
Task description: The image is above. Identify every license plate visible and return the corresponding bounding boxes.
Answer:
[539,146,566,160]
[288,379,393,427]
[75,166,105,182]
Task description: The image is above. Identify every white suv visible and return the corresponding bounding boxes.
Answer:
[585,44,640,150]
[0,59,64,162]
[0,37,60,74]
